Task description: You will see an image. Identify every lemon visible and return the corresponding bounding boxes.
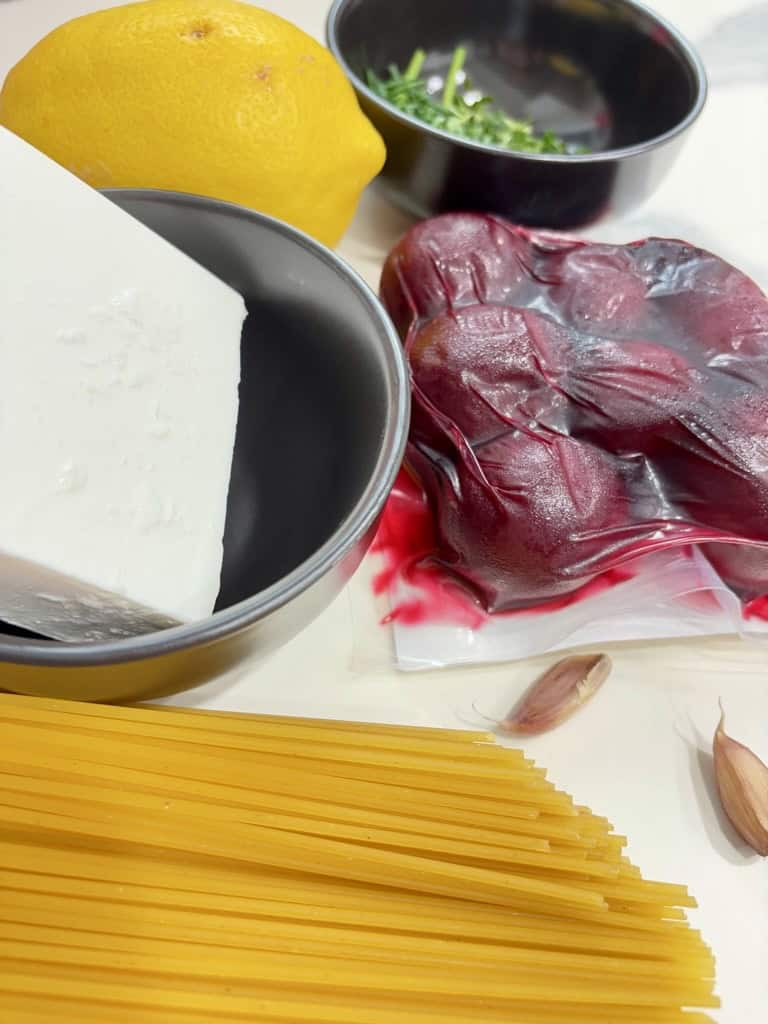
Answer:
[0,0,385,246]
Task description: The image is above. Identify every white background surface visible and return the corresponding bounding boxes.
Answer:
[1,1,766,1020]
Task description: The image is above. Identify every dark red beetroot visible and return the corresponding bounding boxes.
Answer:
[659,393,768,541]
[567,340,698,453]
[408,430,628,611]
[630,239,768,361]
[409,304,571,446]
[380,212,768,612]
[380,213,534,339]
[701,543,768,596]
[545,244,649,334]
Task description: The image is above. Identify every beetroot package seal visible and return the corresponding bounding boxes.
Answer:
[373,213,768,667]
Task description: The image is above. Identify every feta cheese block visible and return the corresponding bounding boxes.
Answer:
[0,127,246,642]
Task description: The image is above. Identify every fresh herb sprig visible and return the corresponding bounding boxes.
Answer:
[366,46,581,156]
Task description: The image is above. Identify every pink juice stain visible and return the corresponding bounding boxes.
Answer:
[372,469,486,629]
[743,595,768,622]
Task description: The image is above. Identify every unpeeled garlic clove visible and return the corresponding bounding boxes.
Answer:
[499,653,611,736]
[713,706,768,857]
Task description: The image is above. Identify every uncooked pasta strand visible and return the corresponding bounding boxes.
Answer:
[0,864,710,964]
[0,694,718,1023]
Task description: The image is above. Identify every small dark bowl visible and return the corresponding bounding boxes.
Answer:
[326,0,707,228]
[0,190,408,703]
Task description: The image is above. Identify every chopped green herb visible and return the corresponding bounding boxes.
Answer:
[366,46,585,156]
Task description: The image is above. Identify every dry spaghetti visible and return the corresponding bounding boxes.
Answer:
[0,693,717,1023]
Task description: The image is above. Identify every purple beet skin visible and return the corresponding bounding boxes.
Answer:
[659,393,768,543]
[701,543,768,596]
[409,304,571,446]
[567,339,699,453]
[546,243,649,334]
[380,213,533,339]
[381,213,768,608]
[629,239,768,362]
[410,431,628,610]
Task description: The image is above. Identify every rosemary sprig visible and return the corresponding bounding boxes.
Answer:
[366,46,582,156]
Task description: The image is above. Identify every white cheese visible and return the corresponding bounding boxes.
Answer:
[0,127,246,642]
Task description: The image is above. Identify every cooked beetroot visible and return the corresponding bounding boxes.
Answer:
[546,244,649,333]
[631,241,768,361]
[568,340,698,453]
[409,305,571,445]
[701,543,768,595]
[380,213,533,339]
[410,431,628,610]
[381,213,768,610]
[659,394,768,541]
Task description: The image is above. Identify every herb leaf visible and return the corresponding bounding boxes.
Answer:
[366,47,585,156]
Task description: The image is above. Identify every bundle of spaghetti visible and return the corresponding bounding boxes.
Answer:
[0,693,717,1023]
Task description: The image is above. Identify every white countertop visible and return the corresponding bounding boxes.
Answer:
[1,1,767,1020]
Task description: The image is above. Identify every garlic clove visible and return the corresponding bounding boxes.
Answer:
[500,653,611,736]
[713,705,768,857]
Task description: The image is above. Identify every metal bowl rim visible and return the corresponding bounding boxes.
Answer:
[0,188,410,666]
[325,0,708,164]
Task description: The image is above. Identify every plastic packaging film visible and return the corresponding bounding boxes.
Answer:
[372,213,768,667]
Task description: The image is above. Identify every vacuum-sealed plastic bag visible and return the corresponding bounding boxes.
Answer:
[375,213,768,666]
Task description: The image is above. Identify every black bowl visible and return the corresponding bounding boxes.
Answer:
[326,0,707,228]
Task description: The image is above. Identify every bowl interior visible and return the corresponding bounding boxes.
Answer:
[0,192,397,644]
[331,0,702,153]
